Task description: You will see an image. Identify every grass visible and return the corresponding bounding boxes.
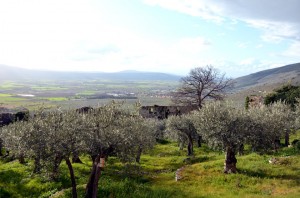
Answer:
[0,94,13,97]
[77,90,97,96]
[0,82,25,90]
[0,94,27,102]
[1,135,300,198]
[31,86,68,91]
[38,97,69,101]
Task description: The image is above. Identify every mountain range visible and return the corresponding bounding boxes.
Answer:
[0,65,181,82]
[233,62,300,91]
[229,62,300,104]
[1,63,300,91]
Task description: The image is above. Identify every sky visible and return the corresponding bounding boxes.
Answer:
[0,0,300,77]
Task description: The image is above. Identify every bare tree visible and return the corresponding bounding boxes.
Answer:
[172,66,234,108]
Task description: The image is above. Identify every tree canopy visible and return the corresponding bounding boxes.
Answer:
[264,84,300,107]
[172,66,234,108]
[192,101,295,173]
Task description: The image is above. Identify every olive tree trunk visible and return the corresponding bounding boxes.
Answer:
[18,152,25,164]
[224,146,237,174]
[0,139,3,156]
[51,155,63,180]
[33,156,42,173]
[187,135,193,156]
[285,130,290,147]
[72,151,83,163]
[135,146,142,163]
[65,157,77,198]
[85,154,103,198]
[197,135,202,148]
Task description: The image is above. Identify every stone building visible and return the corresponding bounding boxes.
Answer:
[249,95,264,108]
[139,105,198,119]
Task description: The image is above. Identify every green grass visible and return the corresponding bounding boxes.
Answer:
[0,82,25,90]
[77,90,97,96]
[38,97,69,101]
[1,133,300,198]
[31,86,68,91]
[0,94,13,97]
[0,94,27,102]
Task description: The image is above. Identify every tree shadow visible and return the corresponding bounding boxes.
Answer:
[0,169,23,184]
[238,168,300,185]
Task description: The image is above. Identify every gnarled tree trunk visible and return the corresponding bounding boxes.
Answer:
[274,138,281,152]
[51,155,63,180]
[197,135,202,148]
[72,151,82,163]
[135,146,142,163]
[18,152,25,164]
[224,146,237,174]
[285,130,290,147]
[33,156,42,173]
[85,154,103,198]
[187,135,193,156]
[65,157,77,198]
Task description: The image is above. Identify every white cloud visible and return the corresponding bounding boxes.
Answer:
[143,0,224,23]
[239,58,256,66]
[143,0,300,43]
[256,44,263,49]
[237,42,249,49]
[282,41,300,58]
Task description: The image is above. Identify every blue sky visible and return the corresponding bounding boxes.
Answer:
[0,0,300,77]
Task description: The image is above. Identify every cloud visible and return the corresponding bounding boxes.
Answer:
[237,42,249,49]
[143,0,225,23]
[282,41,300,58]
[239,58,256,66]
[143,0,300,42]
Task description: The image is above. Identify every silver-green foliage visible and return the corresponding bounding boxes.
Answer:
[82,103,157,163]
[192,101,295,152]
[193,101,247,150]
[166,114,197,155]
[247,101,294,151]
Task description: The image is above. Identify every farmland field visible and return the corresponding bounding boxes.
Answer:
[0,79,177,109]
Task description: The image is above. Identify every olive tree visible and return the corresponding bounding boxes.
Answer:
[0,108,85,198]
[172,66,234,108]
[121,117,157,163]
[247,102,295,151]
[295,99,300,129]
[193,101,250,173]
[0,121,28,163]
[83,103,157,198]
[193,101,295,173]
[166,114,197,156]
[44,109,86,198]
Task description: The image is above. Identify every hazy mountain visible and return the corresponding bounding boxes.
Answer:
[0,65,181,82]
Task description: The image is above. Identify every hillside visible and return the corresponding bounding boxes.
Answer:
[228,63,300,104]
[0,65,181,82]
[233,62,300,91]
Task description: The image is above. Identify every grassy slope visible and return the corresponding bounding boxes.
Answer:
[1,133,300,198]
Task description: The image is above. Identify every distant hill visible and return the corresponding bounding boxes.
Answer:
[229,62,300,104]
[0,65,181,82]
[233,62,300,91]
